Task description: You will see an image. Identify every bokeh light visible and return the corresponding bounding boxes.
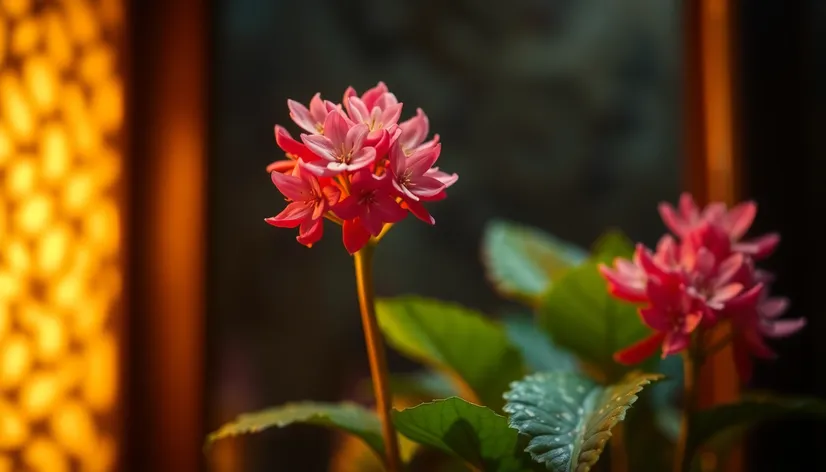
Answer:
[0,0,123,470]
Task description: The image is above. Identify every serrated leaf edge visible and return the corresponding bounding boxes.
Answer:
[392,397,511,470]
[573,374,662,472]
[501,373,662,472]
[205,401,379,449]
[393,396,490,413]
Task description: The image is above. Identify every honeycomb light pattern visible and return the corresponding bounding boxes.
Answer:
[0,0,124,470]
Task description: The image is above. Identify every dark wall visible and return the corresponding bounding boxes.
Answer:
[740,1,826,470]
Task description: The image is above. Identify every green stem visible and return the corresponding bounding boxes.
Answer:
[354,243,402,472]
[673,348,701,472]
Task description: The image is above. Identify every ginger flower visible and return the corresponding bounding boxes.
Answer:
[265,82,458,253]
[600,193,804,380]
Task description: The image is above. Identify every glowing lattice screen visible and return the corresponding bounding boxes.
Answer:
[0,0,124,470]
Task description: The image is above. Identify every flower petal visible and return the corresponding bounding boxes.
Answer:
[275,125,316,161]
[639,306,672,331]
[683,310,704,333]
[388,135,407,179]
[346,96,370,124]
[323,111,349,146]
[614,332,666,365]
[345,123,370,153]
[399,108,429,150]
[709,283,744,306]
[404,200,435,225]
[347,147,377,172]
[693,247,715,277]
[658,202,688,236]
[321,184,342,208]
[301,134,338,162]
[734,233,780,260]
[425,166,458,188]
[288,98,317,134]
[342,86,357,108]
[638,245,671,280]
[762,318,806,338]
[298,159,341,178]
[716,253,744,284]
[311,198,326,221]
[308,93,329,126]
[342,218,372,254]
[726,283,764,311]
[678,192,699,220]
[598,262,648,303]
[360,211,386,236]
[407,144,441,176]
[375,91,399,109]
[379,102,404,128]
[759,297,789,319]
[662,331,690,356]
[265,201,314,228]
[702,203,727,224]
[372,194,408,224]
[266,159,296,174]
[331,195,359,221]
[361,82,389,109]
[725,201,757,240]
[408,175,445,198]
[271,170,312,201]
[296,218,324,247]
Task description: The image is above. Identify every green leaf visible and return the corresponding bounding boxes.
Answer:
[376,297,525,409]
[688,393,826,461]
[502,313,579,373]
[388,371,459,400]
[537,253,647,379]
[393,397,535,472]
[590,230,634,263]
[357,371,458,403]
[481,220,588,303]
[503,372,662,472]
[205,402,383,457]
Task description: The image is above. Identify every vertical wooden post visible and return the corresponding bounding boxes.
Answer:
[126,0,208,471]
[683,0,742,470]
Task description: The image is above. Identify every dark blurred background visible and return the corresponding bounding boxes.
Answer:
[124,0,826,471]
[208,1,680,470]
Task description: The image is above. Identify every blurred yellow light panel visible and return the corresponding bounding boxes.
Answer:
[0,0,123,470]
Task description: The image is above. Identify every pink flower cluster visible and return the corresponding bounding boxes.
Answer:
[599,193,805,380]
[265,82,458,254]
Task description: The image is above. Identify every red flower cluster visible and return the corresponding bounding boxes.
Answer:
[265,83,458,254]
[600,193,805,380]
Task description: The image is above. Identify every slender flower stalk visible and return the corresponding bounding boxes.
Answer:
[673,347,700,472]
[353,242,402,472]
[265,83,457,470]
